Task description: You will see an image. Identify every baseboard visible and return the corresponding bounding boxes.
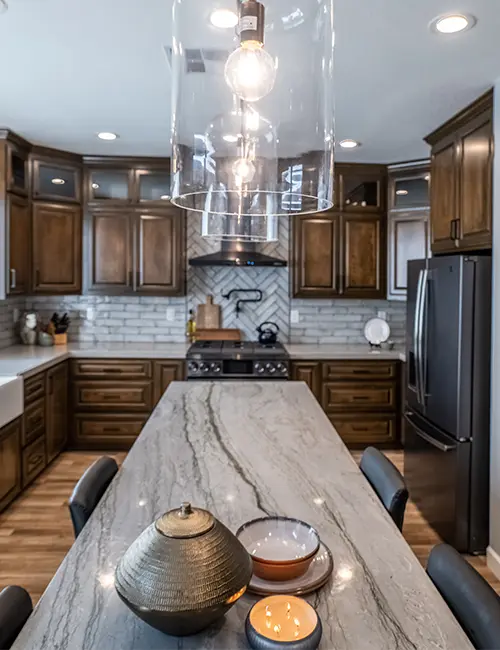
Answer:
[487,546,500,579]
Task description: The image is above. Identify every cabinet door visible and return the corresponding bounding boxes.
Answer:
[388,211,429,300]
[292,213,340,298]
[430,137,458,254]
[32,159,81,202]
[88,210,134,293]
[0,418,22,512]
[339,165,386,212]
[46,363,68,463]
[154,360,185,404]
[7,143,29,196]
[6,193,30,295]
[136,210,185,295]
[291,362,321,400]
[32,202,82,293]
[137,170,171,203]
[457,110,493,250]
[88,169,132,203]
[341,214,385,298]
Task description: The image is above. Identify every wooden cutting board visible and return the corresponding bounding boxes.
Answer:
[196,295,221,329]
[196,329,241,341]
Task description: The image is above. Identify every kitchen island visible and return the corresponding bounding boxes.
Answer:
[11,381,471,650]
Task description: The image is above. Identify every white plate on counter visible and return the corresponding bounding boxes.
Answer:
[364,318,390,346]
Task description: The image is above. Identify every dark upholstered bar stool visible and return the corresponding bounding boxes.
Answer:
[68,456,119,539]
[0,586,33,649]
[359,446,409,531]
[427,544,500,650]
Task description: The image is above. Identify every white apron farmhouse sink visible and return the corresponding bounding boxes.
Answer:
[0,376,23,429]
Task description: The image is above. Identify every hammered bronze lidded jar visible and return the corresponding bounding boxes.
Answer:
[115,502,252,636]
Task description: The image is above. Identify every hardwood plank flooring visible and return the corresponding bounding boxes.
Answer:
[0,450,498,605]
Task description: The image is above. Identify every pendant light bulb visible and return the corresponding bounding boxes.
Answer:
[232,157,256,185]
[224,42,276,103]
[224,0,276,102]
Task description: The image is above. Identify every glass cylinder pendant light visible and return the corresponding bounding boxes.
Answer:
[170,0,335,241]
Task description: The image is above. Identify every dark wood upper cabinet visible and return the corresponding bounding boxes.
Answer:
[88,169,133,203]
[86,207,185,296]
[7,142,29,196]
[136,169,171,203]
[32,156,81,203]
[137,209,185,295]
[87,210,134,293]
[32,202,82,293]
[341,213,385,298]
[338,164,386,212]
[46,363,69,463]
[425,89,493,254]
[6,193,30,295]
[292,212,339,298]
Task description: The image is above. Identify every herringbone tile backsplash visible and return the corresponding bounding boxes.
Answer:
[1,214,407,345]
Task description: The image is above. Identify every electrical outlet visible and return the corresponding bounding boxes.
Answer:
[291,310,300,324]
[12,308,20,323]
[166,307,176,322]
[86,308,95,321]
[377,310,387,320]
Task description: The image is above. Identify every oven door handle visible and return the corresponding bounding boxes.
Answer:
[404,412,457,452]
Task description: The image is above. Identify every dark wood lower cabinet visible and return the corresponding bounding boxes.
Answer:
[22,436,46,488]
[0,418,22,512]
[46,363,69,463]
[74,414,149,451]
[291,359,401,448]
[154,360,185,404]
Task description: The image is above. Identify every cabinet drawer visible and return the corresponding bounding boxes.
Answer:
[72,380,153,411]
[73,414,149,450]
[22,436,47,488]
[24,372,46,405]
[72,359,152,379]
[322,381,396,412]
[322,361,397,381]
[23,397,45,446]
[329,415,397,445]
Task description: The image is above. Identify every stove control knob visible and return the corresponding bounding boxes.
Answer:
[276,362,287,374]
[211,362,221,374]
[266,363,277,375]
[188,361,199,373]
[255,363,265,374]
[199,363,210,373]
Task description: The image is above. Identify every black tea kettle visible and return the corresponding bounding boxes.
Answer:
[256,322,279,345]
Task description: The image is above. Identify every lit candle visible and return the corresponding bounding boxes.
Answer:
[246,596,322,649]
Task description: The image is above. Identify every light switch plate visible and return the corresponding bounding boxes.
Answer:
[86,308,95,321]
[291,310,300,324]
[166,307,176,322]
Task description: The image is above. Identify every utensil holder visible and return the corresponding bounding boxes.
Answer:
[54,333,68,345]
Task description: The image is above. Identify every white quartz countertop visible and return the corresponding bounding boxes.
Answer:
[0,342,404,378]
[12,381,471,650]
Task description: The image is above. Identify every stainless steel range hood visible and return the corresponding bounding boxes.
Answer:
[189,240,287,267]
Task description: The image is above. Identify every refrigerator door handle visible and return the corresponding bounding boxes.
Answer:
[404,412,457,452]
[414,269,424,404]
[418,268,429,405]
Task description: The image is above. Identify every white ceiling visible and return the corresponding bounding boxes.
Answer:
[0,0,499,163]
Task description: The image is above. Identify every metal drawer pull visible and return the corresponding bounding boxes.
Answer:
[351,395,371,401]
[102,427,122,433]
[102,368,123,373]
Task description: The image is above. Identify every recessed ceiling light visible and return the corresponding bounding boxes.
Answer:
[396,189,408,196]
[160,195,170,200]
[339,139,360,149]
[430,13,476,34]
[210,8,238,29]
[92,183,100,189]
[223,134,239,143]
[97,132,118,141]
[51,178,65,185]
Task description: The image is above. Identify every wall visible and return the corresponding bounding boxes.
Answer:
[0,298,23,349]
[488,82,500,577]
[1,214,407,346]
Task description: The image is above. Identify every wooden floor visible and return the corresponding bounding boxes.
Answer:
[0,450,498,604]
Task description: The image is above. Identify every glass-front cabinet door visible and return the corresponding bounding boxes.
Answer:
[391,174,430,209]
[7,143,29,195]
[338,165,386,212]
[88,170,132,202]
[32,158,81,202]
[136,170,171,203]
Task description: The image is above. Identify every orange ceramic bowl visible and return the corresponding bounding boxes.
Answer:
[236,517,320,582]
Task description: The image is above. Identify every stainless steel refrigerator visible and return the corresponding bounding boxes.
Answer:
[404,255,491,554]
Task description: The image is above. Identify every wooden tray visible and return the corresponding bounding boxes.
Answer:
[196,329,241,341]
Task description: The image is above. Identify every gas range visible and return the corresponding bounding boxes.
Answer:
[187,340,290,380]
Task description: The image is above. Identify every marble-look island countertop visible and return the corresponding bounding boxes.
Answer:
[13,382,470,650]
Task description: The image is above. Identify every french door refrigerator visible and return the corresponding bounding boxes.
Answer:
[404,255,491,554]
